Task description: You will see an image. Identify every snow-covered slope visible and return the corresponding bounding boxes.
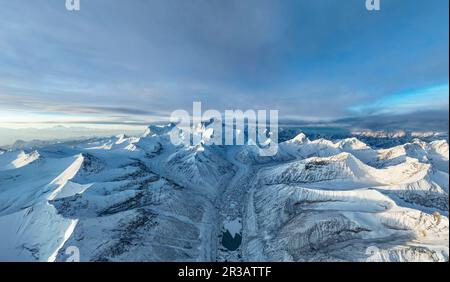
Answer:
[0,150,40,171]
[0,154,84,261]
[0,127,447,262]
[241,134,448,262]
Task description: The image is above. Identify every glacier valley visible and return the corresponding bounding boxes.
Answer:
[0,124,448,262]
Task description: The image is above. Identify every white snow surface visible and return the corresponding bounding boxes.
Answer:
[0,127,448,262]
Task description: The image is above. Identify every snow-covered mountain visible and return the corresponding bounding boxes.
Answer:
[0,125,448,262]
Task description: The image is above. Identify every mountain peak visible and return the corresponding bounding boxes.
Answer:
[143,123,176,137]
[289,132,309,144]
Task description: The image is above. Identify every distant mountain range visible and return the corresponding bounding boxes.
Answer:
[0,123,448,262]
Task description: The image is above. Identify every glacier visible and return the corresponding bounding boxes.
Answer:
[0,125,448,262]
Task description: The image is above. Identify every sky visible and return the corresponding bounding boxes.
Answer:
[0,0,448,144]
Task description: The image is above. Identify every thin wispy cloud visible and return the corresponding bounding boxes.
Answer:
[349,84,449,115]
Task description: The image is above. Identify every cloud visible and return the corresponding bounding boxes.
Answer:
[281,109,449,133]
[349,84,449,115]
[337,109,450,132]
[0,0,448,126]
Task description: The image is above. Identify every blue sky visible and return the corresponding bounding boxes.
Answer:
[350,84,449,115]
[0,0,448,134]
